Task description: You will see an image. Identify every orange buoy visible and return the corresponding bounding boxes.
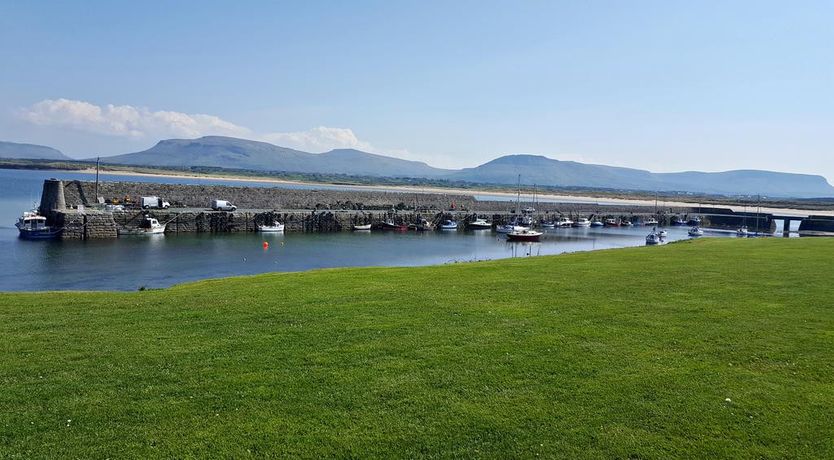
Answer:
[263,241,269,250]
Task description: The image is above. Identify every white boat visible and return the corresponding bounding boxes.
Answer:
[573,218,591,227]
[540,221,556,229]
[557,217,574,228]
[496,223,529,234]
[414,219,435,231]
[604,218,620,227]
[439,220,458,230]
[621,219,634,227]
[736,226,749,237]
[646,227,667,245]
[352,223,372,231]
[688,226,704,237]
[258,221,285,232]
[121,216,166,235]
[644,218,659,226]
[467,218,492,230]
[658,229,668,238]
[590,220,604,227]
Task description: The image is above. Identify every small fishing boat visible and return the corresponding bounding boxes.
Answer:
[352,223,372,231]
[604,218,620,227]
[506,228,543,242]
[573,218,591,227]
[687,217,702,226]
[688,226,704,237]
[415,219,435,231]
[645,228,667,245]
[467,218,492,230]
[671,216,686,226]
[590,220,604,227]
[643,218,659,226]
[439,220,458,230]
[16,211,62,240]
[621,220,634,227]
[658,229,668,238]
[557,217,574,228]
[540,221,556,229]
[258,221,285,232]
[121,215,166,235]
[736,226,749,237]
[380,220,408,231]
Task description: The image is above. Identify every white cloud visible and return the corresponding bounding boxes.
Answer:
[261,126,373,152]
[19,98,251,139]
[17,98,413,158]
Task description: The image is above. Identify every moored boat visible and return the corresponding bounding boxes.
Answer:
[645,227,667,245]
[557,217,573,228]
[352,223,372,231]
[439,220,458,230]
[736,226,749,237]
[258,221,285,232]
[688,226,704,237]
[506,228,543,242]
[643,218,659,226]
[415,219,435,231]
[540,221,556,229]
[604,218,620,227]
[573,218,591,227]
[16,211,62,240]
[466,218,492,230]
[381,220,408,231]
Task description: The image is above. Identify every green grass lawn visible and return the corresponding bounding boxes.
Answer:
[1,238,832,458]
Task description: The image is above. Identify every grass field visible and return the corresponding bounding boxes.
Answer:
[1,238,832,458]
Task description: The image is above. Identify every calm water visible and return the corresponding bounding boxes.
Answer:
[1,169,736,291]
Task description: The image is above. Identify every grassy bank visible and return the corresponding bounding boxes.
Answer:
[1,238,832,458]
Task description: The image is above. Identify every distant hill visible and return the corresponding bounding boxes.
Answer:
[7,135,827,198]
[449,154,834,198]
[0,141,71,161]
[100,136,450,178]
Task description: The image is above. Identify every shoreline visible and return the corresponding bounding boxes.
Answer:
[45,167,834,217]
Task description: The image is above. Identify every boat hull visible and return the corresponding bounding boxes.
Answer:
[17,228,62,240]
[507,233,541,242]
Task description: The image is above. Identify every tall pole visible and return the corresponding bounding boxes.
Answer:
[94,156,100,202]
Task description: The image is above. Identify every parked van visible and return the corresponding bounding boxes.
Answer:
[211,199,237,211]
[140,196,170,209]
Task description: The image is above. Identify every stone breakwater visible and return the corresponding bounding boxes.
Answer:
[62,180,692,214]
[45,179,714,239]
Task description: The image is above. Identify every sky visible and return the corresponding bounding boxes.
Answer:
[0,1,832,180]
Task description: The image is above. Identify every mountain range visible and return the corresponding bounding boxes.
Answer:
[1,136,832,198]
[0,141,71,161]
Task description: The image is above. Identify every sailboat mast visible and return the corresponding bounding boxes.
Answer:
[516,174,521,214]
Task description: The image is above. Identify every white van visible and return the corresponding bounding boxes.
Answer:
[211,199,237,211]
[141,196,170,209]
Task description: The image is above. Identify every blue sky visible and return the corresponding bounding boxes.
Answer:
[1,1,832,180]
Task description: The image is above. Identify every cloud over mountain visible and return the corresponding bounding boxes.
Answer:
[18,98,381,154]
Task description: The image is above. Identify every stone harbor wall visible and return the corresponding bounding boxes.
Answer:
[63,180,478,211]
[56,211,119,239]
[45,179,729,239]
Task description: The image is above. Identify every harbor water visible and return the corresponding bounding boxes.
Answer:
[2,169,741,291]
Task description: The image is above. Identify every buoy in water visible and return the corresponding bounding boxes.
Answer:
[263,241,269,250]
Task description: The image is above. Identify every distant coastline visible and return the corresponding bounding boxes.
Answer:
[3,160,832,217]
